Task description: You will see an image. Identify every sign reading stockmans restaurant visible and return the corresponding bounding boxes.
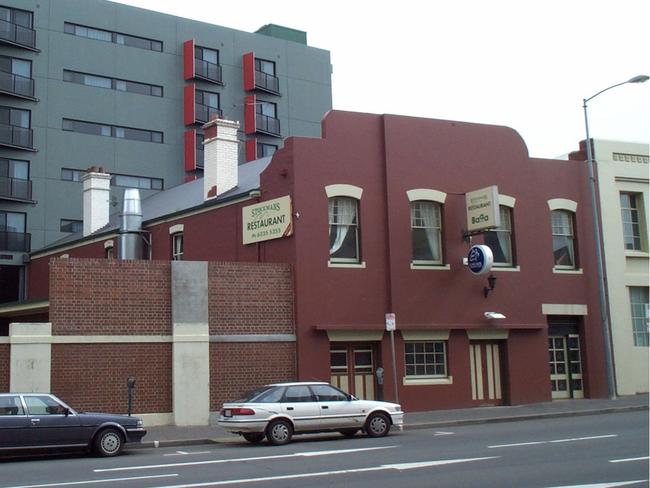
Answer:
[465,185,500,233]
[242,195,293,245]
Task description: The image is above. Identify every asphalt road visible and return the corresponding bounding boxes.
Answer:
[0,410,648,488]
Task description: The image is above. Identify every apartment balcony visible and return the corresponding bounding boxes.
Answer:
[0,230,30,252]
[0,69,36,100]
[255,70,280,95]
[195,103,222,125]
[195,58,222,85]
[255,113,281,137]
[0,176,32,202]
[0,123,34,151]
[0,18,37,51]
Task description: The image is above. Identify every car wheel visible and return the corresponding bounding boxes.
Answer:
[266,419,293,445]
[365,412,390,437]
[242,433,265,443]
[339,429,359,438]
[94,428,124,457]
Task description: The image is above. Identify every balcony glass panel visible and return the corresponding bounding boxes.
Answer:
[255,113,281,136]
[0,69,34,98]
[255,70,279,94]
[195,58,222,84]
[0,18,36,49]
[0,124,33,149]
[195,103,222,124]
[0,176,31,200]
[0,230,30,252]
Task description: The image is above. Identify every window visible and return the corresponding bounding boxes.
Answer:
[171,233,183,261]
[112,174,163,190]
[254,58,279,94]
[64,23,162,52]
[63,70,162,97]
[194,46,222,84]
[0,6,35,49]
[23,396,67,415]
[0,105,31,149]
[282,385,314,403]
[195,89,221,123]
[61,168,85,182]
[257,142,278,158]
[0,210,25,232]
[0,395,24,415]
[257,100,277,118]
[60,219,82,233]
[0,157,30,199]
[310,384,348,402]
[630,287,649,347]
[484,206,514,265]
[196,132,204,168]
[0,55,33,98]
[62,119,163,143]
[620,193,645,251]
[411,201,442,264]
[404,341,447,377]
[105,245,113,259]
[0,210,28,251]
[0,157,28,180]
[551,210,576,268]
[328,197,359,262]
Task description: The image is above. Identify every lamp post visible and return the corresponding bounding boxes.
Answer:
[582,74,649,400]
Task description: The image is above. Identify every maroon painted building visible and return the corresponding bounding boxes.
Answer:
[21,111,606,412]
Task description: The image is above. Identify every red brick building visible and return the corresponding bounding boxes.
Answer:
[2,111,606,422]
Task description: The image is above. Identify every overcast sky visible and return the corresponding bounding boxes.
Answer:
[113,0,649,159]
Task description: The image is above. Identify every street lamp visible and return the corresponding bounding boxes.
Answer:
[582,74,649,400]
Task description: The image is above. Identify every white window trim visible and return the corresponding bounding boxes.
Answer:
[328,261,366,269]
[406,188,446,204]
[553,268,583,274]
[541,303,588,316]
[410,263,450,270]
[547,198,578,212]
[490,265,520,272]
[403,376,453,386]
[401,330,450,341]
[499,194,516,208]
[325,184,363,199]
[169,224,184,235]
[103,240,114,249]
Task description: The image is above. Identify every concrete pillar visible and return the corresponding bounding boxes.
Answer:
[10,323,52,393]
[171,261,210,426]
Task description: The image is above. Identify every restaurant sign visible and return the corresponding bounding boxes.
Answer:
[242,195,293,245]
[465,185,500,233]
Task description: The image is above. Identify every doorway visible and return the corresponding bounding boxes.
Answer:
[548,317,584,399]
[469,341,504,405]
[330,344,376,400]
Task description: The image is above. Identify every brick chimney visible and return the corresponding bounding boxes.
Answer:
[81,166,111,236]
[202,117,240,200]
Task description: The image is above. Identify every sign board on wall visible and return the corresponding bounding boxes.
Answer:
[465,185,500,232]
[242,195,293,245]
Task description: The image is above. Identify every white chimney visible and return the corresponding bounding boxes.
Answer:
[202,117,239,200]
[81,167,111,237]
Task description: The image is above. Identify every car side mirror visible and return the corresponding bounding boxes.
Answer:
[64,407,70,416]
[347,394,354,401]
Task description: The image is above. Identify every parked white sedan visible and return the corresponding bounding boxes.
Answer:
[218,382,403,445]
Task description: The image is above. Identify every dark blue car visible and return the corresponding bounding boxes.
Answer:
[0,393,146,457]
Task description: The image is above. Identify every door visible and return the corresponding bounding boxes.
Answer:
[549,334,584,399]
[330,344,376,400]
[310,383,363,430]
[23,395,84,447]
[279,385,320,433]
[0,395,30,448]
[469,342,504,405]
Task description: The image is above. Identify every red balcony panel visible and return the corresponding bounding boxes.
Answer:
[243,52,255,91]
[183,39,195,80]
[184,129,196,171]
[184,84,196,125]
[244,95,256,135]
[245,139,257,162]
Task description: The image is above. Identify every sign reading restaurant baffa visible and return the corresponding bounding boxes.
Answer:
[465,185,500,233]
[242,195,293,245]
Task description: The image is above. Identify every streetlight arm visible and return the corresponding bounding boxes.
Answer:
[584,81,630,104]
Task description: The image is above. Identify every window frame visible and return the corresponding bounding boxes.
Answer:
[171,232,183,261]
[63,70,162,97]
[410,200,443,266]
[620,192,646,252]
[62,118,163,144]
[60,218,82,233]
[404,341,448,379]
[629,286,649,347]
[551,209,578,269]
[64,22,162,52]
[484,205,515,267]
[328,196,360,264]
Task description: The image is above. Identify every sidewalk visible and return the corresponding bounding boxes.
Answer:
[140,394,649,448]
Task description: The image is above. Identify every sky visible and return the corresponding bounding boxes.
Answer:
[112,0,650,159]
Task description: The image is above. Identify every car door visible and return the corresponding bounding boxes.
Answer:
[279,385,320,432]
[0,395,30,448]
[311,384,364,430]
[23,395,84,447]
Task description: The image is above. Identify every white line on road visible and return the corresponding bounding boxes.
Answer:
[433,432,455,436]
[609,456,650,463]
[543,480,648,488]
[94,446,398,473]
[164,451,212,457]
[150,457,500,488]
[488,434,617,448]
[1,474,178,488]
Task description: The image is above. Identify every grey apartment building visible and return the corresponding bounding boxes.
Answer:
[0,0,332,302]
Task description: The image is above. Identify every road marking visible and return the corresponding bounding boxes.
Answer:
[433,431,455,436]
[2,474,178,488]
[164,451,212,457]
[609,456,650,463]
[543,480,648,488]
[94,446,398,472]
[488,434,617,448]
[150,457,499,487]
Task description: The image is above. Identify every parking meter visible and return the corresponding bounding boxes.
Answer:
[375,367,384,385]
[127,377,136,416]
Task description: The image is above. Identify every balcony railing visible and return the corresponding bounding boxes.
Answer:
[0,176,31,201]
[195,103,222,124]
[0,123,33,150]
[255,70,280,95]
[195,58,222,84]
[0,230,31,252]
[0,69,35,99]
[0,19,36,50]
[255,113,281,137]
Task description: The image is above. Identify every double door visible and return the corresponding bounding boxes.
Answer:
[549,334,584,399]
[330,344,376,400]
[469,342,504,405]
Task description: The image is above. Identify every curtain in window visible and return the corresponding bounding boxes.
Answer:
[552,211,575,266]
[495,207,512,263]
[329,197,357,256]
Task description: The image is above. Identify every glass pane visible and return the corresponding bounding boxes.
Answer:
[330,351,347,369]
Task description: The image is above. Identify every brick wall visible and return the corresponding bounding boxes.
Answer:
[50,259,172,335]
[210,342,296,409]
[51,343,172,414]
[208,262,294,335]
[0,344,9,392]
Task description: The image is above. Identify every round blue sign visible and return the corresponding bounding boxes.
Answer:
[468,245,494,275]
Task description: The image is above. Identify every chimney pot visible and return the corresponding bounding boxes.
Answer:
[202,118,240,201]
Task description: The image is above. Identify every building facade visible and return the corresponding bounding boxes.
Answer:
[0,0,332,302]
[570,140,649,395]
[11,112,610,420]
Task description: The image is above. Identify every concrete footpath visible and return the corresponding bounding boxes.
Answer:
[138,394,648,448]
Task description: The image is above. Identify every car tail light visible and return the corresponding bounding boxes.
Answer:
[221,408,256,416]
